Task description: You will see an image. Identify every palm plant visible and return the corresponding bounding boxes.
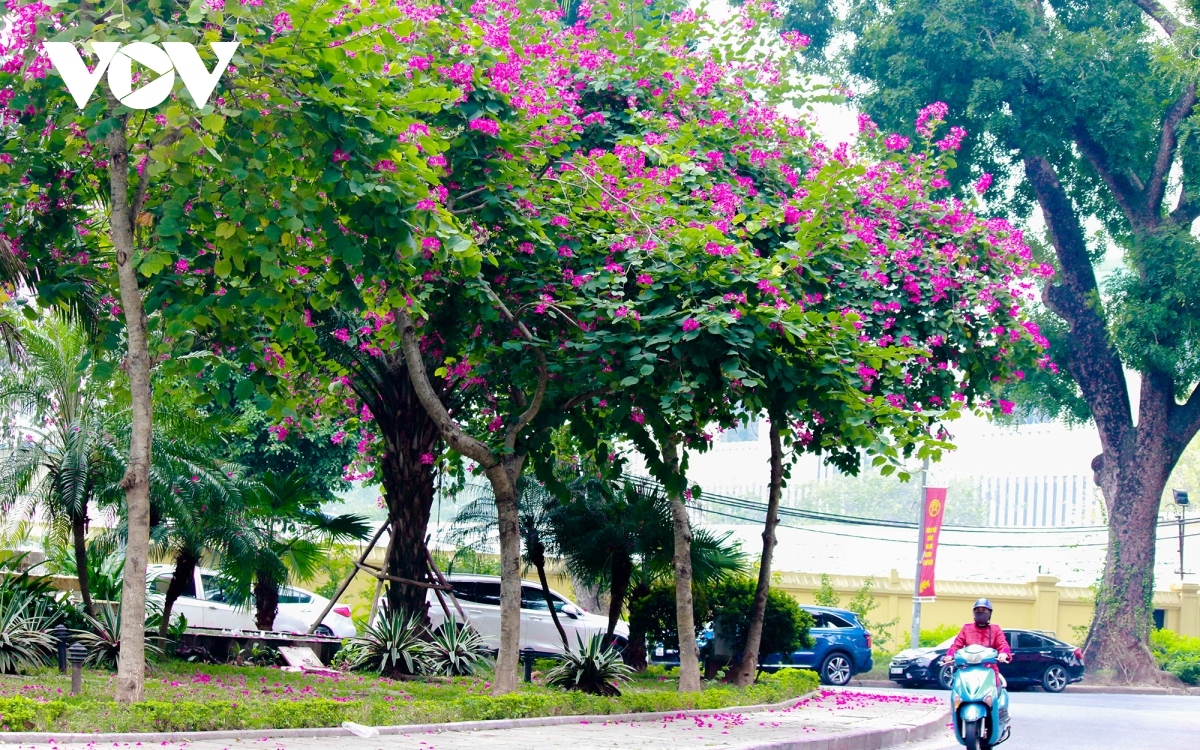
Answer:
[425,619,491,677]
[0,554,66,674]
[73,604,165,669]
[451,477,571,647]
[543,633,633,696]
[223,470,370,630]
[0,314,122,616]
[340,607,429,677]
[549,478,747,660]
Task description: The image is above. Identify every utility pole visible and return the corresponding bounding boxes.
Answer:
[910,457,931,649]
[1174,489,1190,581]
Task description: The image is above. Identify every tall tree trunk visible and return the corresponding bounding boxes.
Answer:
[662,436,701,692]
[71,512,95,617]
[732,420,783,687]
[485,458,525,694]
[606,553,633,644]
[378,378,441,621]
[529,539,570,649]
[254,570,280,631]
[107,116,154,705]
[623,580,651,671]
[1084,380,1180,683]
[159,548,199,638]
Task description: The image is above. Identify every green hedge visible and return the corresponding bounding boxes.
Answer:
[0,665,819,733]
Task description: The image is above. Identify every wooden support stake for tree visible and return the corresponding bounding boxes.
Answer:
[426,542,467,622]
[307,522,388,634]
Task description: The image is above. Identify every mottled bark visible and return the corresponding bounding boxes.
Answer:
[107,116,153,705]
[71,512,95,617]
[732,420,783,687]
[377,384,441,621]
[486,459,525,693]
[159,548,198,638]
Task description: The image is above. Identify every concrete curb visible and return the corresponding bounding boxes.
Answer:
[727,708,951,750]
[1,691,825,745]
[851,678,1200,696]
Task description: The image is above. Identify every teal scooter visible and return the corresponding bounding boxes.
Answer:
[947,644,1011,749]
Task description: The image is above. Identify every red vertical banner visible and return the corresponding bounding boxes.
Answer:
[917,487,947,600]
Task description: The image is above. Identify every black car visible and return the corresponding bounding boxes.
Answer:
[888,628,1085,692]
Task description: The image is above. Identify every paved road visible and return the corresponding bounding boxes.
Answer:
[898,688,1200,750]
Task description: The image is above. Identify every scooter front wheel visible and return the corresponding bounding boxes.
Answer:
[962,718,983,750]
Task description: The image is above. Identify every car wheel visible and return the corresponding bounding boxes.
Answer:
[314,624,335,637]
[820,653,853,686]
[1042,664,1068,693]
[937,663,955,690]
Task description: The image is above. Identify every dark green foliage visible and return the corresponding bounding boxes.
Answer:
[227,407,354,502]
[628,580,711,652]
[0,553,65,673]
[709,576,813,660]
[543,633,634,696]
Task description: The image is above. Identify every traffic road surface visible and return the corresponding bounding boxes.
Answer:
[900,687,1200,749]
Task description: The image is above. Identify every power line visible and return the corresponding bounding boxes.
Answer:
[624,473,1200,535]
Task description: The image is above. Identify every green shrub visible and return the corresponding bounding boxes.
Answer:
[1151,629,1200,684]
[628,581,710,652]
[425,620,491,677]
[708,576,813,658]
[0,696,67,731]
[341,607,428,676]
[920,624,961,648]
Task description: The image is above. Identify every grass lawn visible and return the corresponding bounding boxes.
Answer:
[0,662,819,733]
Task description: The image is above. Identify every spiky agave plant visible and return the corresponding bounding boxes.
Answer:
[341,607,429,676]
[543,632,633,696]
[73,605,165,669]
[425,619,491,677]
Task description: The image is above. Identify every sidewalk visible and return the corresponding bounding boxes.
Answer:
[4,690,947,750]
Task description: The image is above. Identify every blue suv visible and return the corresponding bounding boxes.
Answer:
[760,605,874,685]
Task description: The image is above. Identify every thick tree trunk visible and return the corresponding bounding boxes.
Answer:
[1084,382,1180,684]
[254,570,280,631]
[378,381,441,621]
[623,580,650,671]
[733,420,783,687]
[107,116,153,705]
[529,540,570,649]
[160,548,199,638]
[485,458,525,695]
[606,553,633,644]
[71,512,95,617]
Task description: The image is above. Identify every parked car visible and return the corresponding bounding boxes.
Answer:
[418,573,629,656]
[146,564,357,638]
[888,628,1085,692]
[759,605,875,686]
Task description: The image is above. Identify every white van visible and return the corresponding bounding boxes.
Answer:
[397,574,628,656]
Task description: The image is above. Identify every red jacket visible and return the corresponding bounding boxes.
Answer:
[946,623,1012,659]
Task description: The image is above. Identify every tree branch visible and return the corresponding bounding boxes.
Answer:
[1023,155,1134,453]
[396,308,496,468]
[1146,84,1198,220]
[130,129,185,222]
[1131,0,1180,36]
[1072,123,1145,225]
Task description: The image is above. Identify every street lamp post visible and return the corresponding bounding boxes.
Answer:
[910,457,931,650]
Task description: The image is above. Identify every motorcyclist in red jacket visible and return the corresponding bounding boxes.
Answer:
[943,599,1012,685]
